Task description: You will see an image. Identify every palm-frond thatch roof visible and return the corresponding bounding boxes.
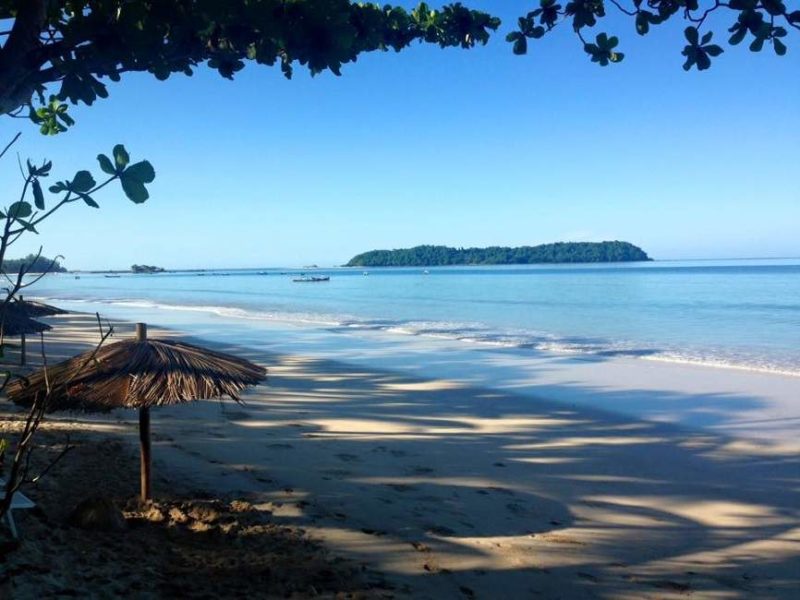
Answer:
[7,338,267,412]
[13,298,67,317]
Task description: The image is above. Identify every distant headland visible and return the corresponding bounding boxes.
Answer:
[346,242,651,267]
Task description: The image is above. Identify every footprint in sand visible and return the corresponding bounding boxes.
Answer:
[506,502,528,516]
[335,453,360,463]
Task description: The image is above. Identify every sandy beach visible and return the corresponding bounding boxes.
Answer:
[2,312,799,598]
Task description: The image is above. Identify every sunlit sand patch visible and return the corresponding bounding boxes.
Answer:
[508,435,667,450]
[378,380,465,392]
[582,496,788,528]
[26,418,129,435]
[554,474,670,484]
[393,415,591,435]
[710,438,800,457]
[643,526,800,570]
[509,456,582,465]
[350,475,512,493]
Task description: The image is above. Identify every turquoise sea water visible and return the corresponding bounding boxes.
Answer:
[30,259,800,376]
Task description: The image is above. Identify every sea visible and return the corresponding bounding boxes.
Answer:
[29,258,800,377]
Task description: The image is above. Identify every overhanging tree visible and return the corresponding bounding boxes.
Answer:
[0,1,796,129]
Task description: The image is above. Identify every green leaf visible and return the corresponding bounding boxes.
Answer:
[78,192,99,208]
[685,26,699,46]
[635,13,649,35]
[123,161,156,184]
[750,36,765,52]
[701,31,713,45]
[729,26,746,46]
[120,178,150,204]
[705,45,723,57]
[69,170,96,193]
[32,179,45,210]
[507,32,528,55]
[8,201,32,219]
[97,153,116,175]
[113,144,130,169]
[15,219,38,233]
[773,38,787,56]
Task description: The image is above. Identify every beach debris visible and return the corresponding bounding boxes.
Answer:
[7,322,266,502]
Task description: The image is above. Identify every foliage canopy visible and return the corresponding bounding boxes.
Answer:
[3,253,66,273]
[0,1,796,128]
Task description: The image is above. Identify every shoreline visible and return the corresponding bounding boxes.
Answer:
[30,293,800,379]
[2,311,799,598]
[26,299,800,444]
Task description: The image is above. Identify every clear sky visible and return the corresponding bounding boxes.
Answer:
[1,4,798,269]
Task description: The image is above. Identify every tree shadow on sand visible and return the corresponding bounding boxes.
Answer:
[6,320,800,598]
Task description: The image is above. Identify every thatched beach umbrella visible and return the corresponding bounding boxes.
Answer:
[8,323,266,501]
[0,304,52,365]
[14,296,68,317]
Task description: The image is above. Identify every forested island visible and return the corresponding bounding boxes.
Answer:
[3,254,66,273]
[346,242,651,267]
[131,264,165,273]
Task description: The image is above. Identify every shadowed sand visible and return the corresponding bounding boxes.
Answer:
[3,313,799,599]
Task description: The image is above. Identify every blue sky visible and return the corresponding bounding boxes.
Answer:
[1,4,798,269]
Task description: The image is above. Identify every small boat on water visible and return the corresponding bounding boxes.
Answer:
[293,276,330,283]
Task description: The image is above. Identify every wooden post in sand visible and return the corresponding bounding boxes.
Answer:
[136,322,152,502]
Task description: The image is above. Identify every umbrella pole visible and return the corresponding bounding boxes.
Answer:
[136,323,152,502]
[139,406,151,502]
